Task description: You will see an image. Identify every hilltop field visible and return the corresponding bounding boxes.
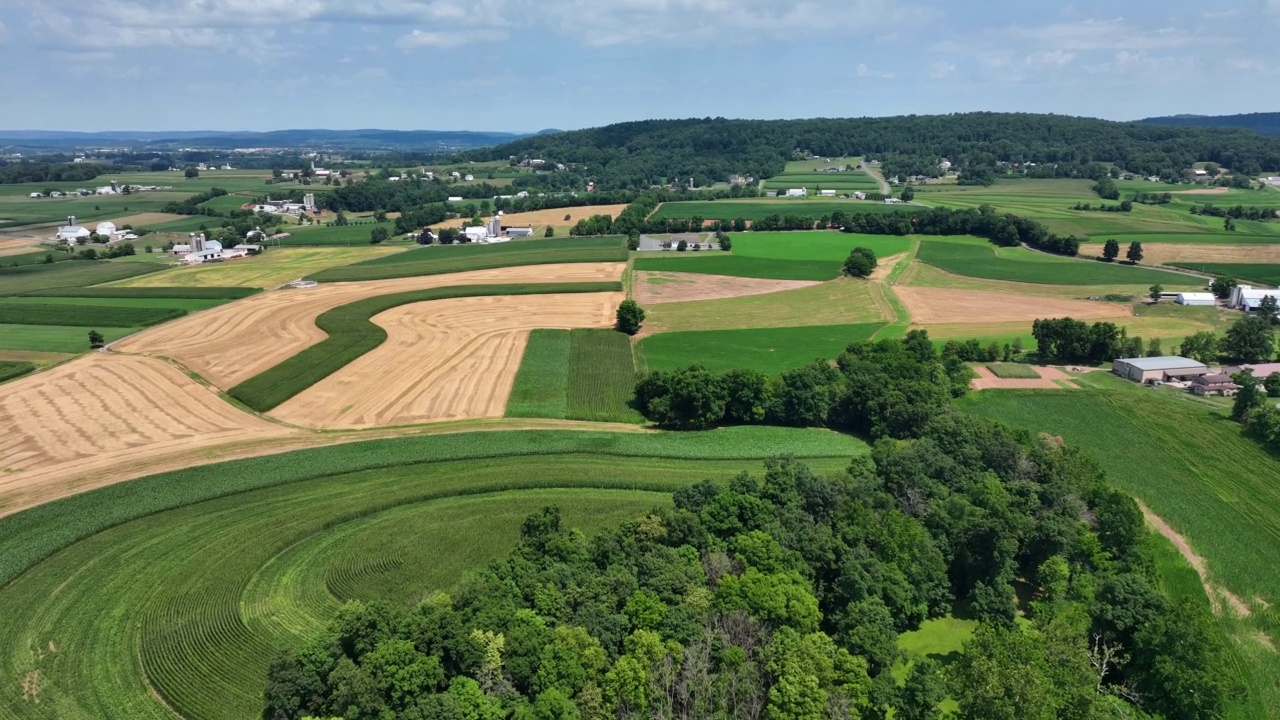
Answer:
[2,164,1280,719]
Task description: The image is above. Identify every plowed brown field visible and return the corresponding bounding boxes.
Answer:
[896,286,1132,325]
[115,262,625,388]
[0,353,293,514]
[270,292,623,429]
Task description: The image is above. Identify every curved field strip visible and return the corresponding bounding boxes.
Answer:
[115,263,625,389]
[895,286,1132,325]
[270,292,623,428]
[109,247,406,289]
[0,431,866,720]
[0,353,292,516]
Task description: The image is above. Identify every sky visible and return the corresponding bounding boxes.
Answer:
[0,0,1277,132]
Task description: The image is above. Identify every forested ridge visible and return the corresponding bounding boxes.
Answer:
[464,113,1280,189]
[265,335,1234,720]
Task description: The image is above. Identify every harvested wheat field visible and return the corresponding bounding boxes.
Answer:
[896,286,1132,325]
[116,262,625,388]
[271,291,624,429]
[632,271,820,305]
[431,204,630,231]
[0,238,40,256]
[1142,244,1280,266]
[111,246,406,289]
[1171,187,1229,195]
[0,353,292,515]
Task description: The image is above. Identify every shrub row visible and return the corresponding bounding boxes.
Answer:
[0,303,185,327]
[228,282,624,412]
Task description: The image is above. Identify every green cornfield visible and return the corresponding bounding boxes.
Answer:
[0,261,166,295]
[0,361,35,383]
[20,286,260,300]
[0,303,185,327]
[566,329,643,423]
[505,329,571,419]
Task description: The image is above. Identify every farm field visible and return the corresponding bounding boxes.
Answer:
[267,291,622,428]
[645,277,894,333]
[762,168,880,193]
[310,236,628,282]
[648,199,919,222]
[959,375,1280,713]
[0,324,135,353]
[897,260,1186,299]
[632,271,819,305]
[0,249,73,266]
[632,253,840,281]
[1169,262,1280,286]
[0,302,184,327]
[565,329,644,422]
[110,246,404,289]
[894,286,1131,325]
[1139,243,1280,266]
[0,259,166,295]
[638,323,883,374]
[118,263,624,390]
[430,203,630,233]
[271,220,402,246]
[504,330,572,419]
[0,428,866,720]
[916,235,1196,286]
[0,361,36,384]
[734,231,911,261]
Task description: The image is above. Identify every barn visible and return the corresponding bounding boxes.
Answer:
[1112,356,1209,384]
[1175,292,1215,306]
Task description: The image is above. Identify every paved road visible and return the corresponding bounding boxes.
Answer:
[861,160,891,195]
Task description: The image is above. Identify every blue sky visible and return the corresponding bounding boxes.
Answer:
[0,0,1277,132]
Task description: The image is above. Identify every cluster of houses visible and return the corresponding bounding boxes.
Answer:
[1112,356,1280,397]
[29,182,170,199]
[54,216,137,243]
[769,188,872,200]
[252,193,317,218]
[170,233,261,264]
[460,212,534,244]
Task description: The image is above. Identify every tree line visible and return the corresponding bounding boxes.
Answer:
[0,161,111,184]
[264,331,1236,720]
[460,113,1280,190]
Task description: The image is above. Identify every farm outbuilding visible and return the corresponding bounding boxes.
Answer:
[1191,374,1239,397]
[1176,292,1215,306]
[1112,356,1209,384]
[1228,285,1280,311]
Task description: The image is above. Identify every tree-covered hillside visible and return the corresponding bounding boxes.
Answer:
[1139,112,1280,137]
[465,113,1280,189]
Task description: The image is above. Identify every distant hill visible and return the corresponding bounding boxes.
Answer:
[0,128,537,150]
[1138,112,1280,136]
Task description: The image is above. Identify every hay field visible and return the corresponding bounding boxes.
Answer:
[116,262,625,388]
[896,286,1132,324]
[430,204,630,231]
[632,271,819,305]
[1141,244,1280,266]
[644,277,893,333]
[270,292,623,429]
[110,247,405,289]
[0,353,291,514]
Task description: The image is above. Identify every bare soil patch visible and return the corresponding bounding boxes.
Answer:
[115,262,625,389]
[1143,243,1280,266]
[1171,187,1229,195]
[271,292,623,429]
[1136,499,1252,617]
[632,271,819,305]
[970,365,1080,391]
[0,353,293,515]
[896,286,1132,325]
[869,253,906,282]
[431,204,631,231]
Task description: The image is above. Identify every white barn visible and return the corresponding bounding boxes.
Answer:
[1228,285,1280,311]
[56,216,91,243]
[1175,292,1215,307]
[785,188,808,197]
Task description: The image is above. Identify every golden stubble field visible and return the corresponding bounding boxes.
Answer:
[270,291,623,429]
[430,204,631,231]
[115,262,626,388]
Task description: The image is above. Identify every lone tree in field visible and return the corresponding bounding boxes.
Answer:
[616,300,645,335]
[369,226,389,244]
[1149,284,1163,303]
[184,166,199,179]
[900,185,916,202]
[843,247,878,278]
[1126,241,1144,264]
[88,330,104,349]
[544,226,554,237]
[1102,239,1120,262]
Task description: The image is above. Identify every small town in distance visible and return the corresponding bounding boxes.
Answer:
[3,4,1280,720]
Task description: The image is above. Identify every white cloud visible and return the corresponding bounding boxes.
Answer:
[397,28,505,49]
[856,63,894,79]
[0,21,8,44]
[1223,57,1276,76]
[1026,50,1076,68]
[927,61,956,79]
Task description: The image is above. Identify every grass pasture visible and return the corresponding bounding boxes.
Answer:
[0,428,866,720]
[649,199,919,222]
[0,260,166,295]
[310,237,628,282]
[916,236,1194,286]
[635,231,911,282]
[1169,262,1280,286]
[505,330,572,419]
[228,282,622,412]
[0,323,136,352]
[646,278,892,334]
[638,323,883,374]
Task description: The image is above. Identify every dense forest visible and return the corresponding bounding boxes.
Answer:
[0,161,111,184]
[1138,112,1280,137]
[463,113,1280,190]
[265,334,1234,720]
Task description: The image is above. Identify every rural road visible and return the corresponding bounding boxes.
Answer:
[861,160,891,195]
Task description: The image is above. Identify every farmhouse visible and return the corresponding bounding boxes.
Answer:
[1112,356,1209,384]
[1175,292,1215,306]
[1191,374,1239,397]
[1228,285,1280,311]
[55,216,91,243]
